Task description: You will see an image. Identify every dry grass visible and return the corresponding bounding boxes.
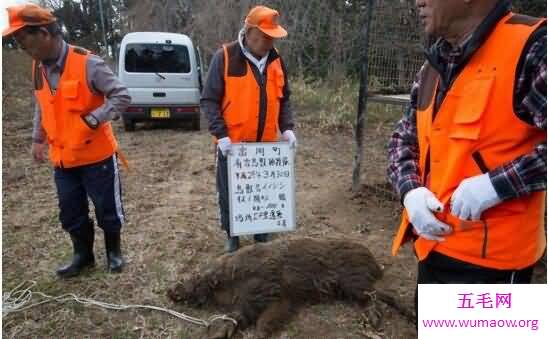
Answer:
[291,75,404,132]
[2,46,544,339]
[2,46,417,338]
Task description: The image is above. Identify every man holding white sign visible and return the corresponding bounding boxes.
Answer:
[228,142,296,238]
[201,5,296,252]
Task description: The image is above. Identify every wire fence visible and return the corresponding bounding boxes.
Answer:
[368,0,425,94]
[354,0,424,202]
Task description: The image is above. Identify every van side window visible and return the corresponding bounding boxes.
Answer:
[124,43,191,73]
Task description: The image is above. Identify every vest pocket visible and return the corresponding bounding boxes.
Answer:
[68,115,95,149]
[448,125,481,140]
[223,101,247,126]
[448,76,494,141]
[448,102,482,140]
[444,213,489,258]
[60,80,79,100]
[454,76,494,123]
[445,213,486,232]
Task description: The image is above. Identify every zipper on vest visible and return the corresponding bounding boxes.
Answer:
[481,220,488,258]
[472,151,490,258]
[472,151,490,173]
[256,71,267,142]
[423,147,431,185]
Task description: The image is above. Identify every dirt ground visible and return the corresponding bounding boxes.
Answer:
[2,49,546,338]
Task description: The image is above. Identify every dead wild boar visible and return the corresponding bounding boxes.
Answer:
[168,237,393,338]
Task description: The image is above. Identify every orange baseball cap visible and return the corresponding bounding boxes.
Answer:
[244,5,287,39]
[2,3,57,37]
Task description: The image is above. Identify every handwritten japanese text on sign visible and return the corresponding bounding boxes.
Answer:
[228,142,296,236]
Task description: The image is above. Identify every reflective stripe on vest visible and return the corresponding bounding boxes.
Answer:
[392,13,547,270]
[33,46,117,168]
[221,42,284,142]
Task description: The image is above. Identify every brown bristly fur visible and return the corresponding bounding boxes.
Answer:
[168,237,410,338]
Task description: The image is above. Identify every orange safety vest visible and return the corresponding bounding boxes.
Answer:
[221,41,285,142]
[33,46,117,168]
[392,13,547,270]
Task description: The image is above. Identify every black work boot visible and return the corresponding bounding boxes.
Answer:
[57,225,95,278]
[105,231,124,273]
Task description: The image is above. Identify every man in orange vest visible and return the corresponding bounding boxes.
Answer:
[202,5,296,252]
[3,4,131,277]
[388,0,546,291]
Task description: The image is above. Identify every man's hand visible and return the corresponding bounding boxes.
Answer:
[31,142,47,163]
[82,114,100,129]
[217,137,233,156]
[282,130,297,149]
[404,187,452,241]
[451,173,501,220]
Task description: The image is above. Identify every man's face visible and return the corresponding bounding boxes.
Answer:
[13,28,53,61]
[245,27,274,57]
[416,0,469,37]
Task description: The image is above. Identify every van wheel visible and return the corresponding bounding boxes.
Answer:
[123,119,135,131]
[192,118,200,131]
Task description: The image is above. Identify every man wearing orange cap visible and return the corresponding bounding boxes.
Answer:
[3,4,131,277]
[202,5,296,252]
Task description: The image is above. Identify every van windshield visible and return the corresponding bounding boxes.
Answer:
[124,43,191,73]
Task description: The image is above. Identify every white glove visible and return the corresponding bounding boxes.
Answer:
[217,137,232,156]
[282,130,297,149]
[451,173,501,221]
[404,187,452,241]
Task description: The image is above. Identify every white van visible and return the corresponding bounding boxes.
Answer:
[118,32,203,131]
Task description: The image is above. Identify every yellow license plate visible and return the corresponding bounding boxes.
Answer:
[150,108,170,118]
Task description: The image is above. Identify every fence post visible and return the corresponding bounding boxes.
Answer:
[352,0,374,192]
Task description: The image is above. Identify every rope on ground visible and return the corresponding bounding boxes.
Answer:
[2,280,237,328]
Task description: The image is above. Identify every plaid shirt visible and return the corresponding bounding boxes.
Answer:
[388,2,547,202]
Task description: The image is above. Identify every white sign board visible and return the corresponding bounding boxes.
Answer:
[228,142,296,236]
